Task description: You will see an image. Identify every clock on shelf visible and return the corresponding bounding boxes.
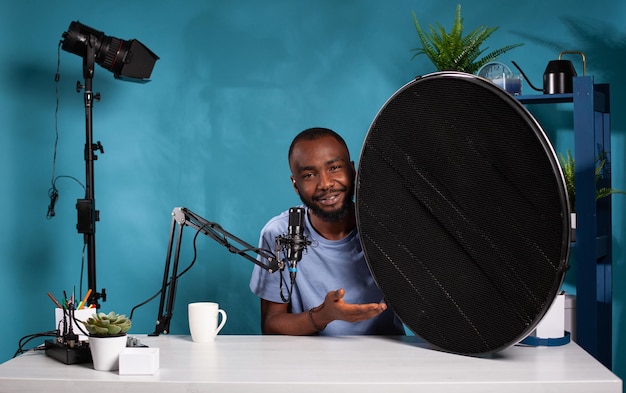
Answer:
[477,62,522,95]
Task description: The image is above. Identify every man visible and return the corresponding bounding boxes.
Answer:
[249,127,404,335]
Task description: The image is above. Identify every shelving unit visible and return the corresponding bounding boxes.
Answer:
[517,76,613,368]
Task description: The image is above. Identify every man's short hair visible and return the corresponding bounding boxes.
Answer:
[288,127,349,163]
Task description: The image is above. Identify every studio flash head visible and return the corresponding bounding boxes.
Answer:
[61,21,159,82]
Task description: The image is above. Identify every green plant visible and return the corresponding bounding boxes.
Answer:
[558,149,625,212]
[412,4,523,73]
[81,311,132,336]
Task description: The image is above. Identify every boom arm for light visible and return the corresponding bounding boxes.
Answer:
[151,207,281,336]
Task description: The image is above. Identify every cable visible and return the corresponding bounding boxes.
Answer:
[129,223,207,320]
[47,175,86,219]
[47,42,63,219]
[276,242,295,303]
[46,42,86,219]
[47,41,91,314]
[79,242,86,304]
[63,307,90,337]
[13,331,57,358]
[279,268,295,303]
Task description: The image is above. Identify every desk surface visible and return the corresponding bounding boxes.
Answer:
[0,335,621,393]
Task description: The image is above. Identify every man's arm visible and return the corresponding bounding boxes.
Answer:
[260,288,388,335]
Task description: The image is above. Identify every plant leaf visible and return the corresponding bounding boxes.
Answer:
[411,4,523,73]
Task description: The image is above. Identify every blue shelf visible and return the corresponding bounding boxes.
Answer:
[516,93,573,104]
[516,76,613,369]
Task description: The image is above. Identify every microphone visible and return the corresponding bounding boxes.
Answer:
[285,207,310,281]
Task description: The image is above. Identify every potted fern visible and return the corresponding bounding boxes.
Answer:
[559,150,625,211]
[81,311,132,371]
[558,149,625,240]
[411,4,523,73]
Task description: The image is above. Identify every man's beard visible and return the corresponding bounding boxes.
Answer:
[299,185,355,223]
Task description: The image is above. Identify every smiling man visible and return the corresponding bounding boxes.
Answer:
[249,127,404,335]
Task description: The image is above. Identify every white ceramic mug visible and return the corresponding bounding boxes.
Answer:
[188,302,227,343]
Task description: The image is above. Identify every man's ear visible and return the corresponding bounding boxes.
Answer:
[290,176,300,195]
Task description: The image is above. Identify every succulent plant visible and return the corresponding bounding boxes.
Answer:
[82,311,132,336]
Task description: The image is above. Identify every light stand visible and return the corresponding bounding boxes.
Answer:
[75,38,104,308]
[151,207,283,336]
[60,21,159,308]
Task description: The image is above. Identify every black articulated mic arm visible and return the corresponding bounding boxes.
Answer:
[151,207,282,336]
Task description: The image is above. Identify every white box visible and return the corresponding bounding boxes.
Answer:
[119,347,160,375]
[54,308,97,341]
[565,294,576,341]
[535,294,565,339]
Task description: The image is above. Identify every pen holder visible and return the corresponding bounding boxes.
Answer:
[54,308,96,341]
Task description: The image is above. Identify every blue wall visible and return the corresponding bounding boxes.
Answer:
[1,0,625,386]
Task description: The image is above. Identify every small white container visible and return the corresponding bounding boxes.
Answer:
[535,293,565,339]
[119,347,160,375]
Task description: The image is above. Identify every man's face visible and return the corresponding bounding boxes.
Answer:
[289,136,355,222]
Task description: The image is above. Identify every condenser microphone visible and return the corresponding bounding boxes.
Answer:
[286,207,309,281]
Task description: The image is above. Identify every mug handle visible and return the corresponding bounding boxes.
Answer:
[215,309,227,334]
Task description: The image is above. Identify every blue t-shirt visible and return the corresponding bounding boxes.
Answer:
[249,206,404,335]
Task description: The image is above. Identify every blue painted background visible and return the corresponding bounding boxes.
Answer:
[1,0,625,386]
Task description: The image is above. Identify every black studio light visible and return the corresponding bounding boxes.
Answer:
[56,21,159,309]
[61,21,159,82]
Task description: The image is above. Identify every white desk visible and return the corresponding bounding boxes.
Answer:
[0,335,621,393]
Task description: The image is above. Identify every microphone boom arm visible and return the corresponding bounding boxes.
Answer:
[151,207,281,336]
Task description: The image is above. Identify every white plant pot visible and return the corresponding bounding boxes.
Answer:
[89,335,127,371]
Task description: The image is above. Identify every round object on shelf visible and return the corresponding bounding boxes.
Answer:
[478,62,522,95]
[477,61,514,80]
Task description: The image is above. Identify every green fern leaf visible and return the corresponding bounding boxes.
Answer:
[411,4,523,73]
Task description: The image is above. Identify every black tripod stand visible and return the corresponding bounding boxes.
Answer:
[75,37,106,309]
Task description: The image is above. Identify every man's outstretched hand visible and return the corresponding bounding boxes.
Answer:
[317,288,387,324]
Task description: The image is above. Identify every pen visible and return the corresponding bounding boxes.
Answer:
[47,292,63,309]
[78,289,92,310]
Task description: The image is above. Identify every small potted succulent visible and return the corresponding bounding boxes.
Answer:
[81,311,132,371]
[83,311,132,336]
